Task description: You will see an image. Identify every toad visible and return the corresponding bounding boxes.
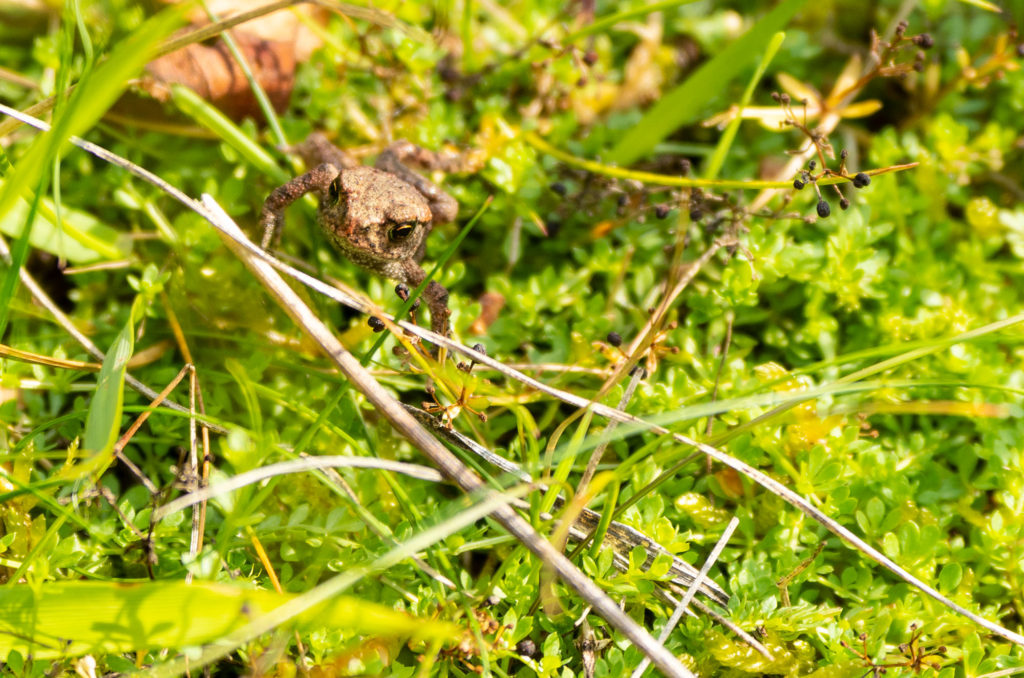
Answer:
[259,133,459,337]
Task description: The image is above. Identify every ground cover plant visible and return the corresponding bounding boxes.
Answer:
[1,0,1023,675]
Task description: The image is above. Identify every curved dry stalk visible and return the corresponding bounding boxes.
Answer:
[403,402,730,607]
[153,0,429,63]
[632,517,742,678]
[4,101,1021,649]
[152,455,444,520]
[201,196,696,678]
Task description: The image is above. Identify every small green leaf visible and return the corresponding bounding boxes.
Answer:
[938,563,962,593]
[882,532,900,558]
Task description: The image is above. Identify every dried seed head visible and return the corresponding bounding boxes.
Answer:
[841,149,849,160]
[583,49,599,65]
[896,20,908,37]
[913,33,934,49]
[780,93,791,105]
[817,199,831,218]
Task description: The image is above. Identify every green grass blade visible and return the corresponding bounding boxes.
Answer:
[564,0,700,42]
[0,7,183,225]
[0,8,182,335]
[80,297,141,459]
[0,192,128,262]
[704,31,785,180]
[0,177,44,338]
[0,580,456,659]
[607,0,808,165]
[170,84,290,184]
[956,0,1002,11]
[149,486,526,676]
[200,0,288,148]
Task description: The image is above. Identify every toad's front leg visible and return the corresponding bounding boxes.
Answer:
[398,260,451,339]
[259,163,338,249]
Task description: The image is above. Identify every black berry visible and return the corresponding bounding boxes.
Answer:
[516,639,538,658]
[606,331,623,347]
[793,178,805,190]
[852,172,871,188]
[550,182,567,196]
[816,199,831,218]
[655,204,671,219]
[839,197,850,210]
[368,317,386,332]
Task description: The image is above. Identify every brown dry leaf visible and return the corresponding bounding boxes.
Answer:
[136,1,326,122]
[468,291,505,336]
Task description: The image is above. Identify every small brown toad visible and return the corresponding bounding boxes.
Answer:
[259,133,459,337]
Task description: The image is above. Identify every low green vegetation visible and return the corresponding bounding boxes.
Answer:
[1,0,1023,675]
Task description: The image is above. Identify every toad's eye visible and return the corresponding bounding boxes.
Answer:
[388,222,416,242]
[327,177,342,203]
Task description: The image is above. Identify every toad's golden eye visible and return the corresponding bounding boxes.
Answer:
[327,177,342,203]
[388,222,416,241]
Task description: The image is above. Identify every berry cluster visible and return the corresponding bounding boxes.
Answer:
[772,88,875,218]
[791,151,872,219]
[768,21,938,218]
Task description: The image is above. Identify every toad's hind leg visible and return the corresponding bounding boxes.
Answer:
[375,141,460,225]
[292,133,359,171]
[259,163,337,249]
